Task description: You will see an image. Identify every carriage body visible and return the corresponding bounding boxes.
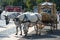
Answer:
[38,2,57,22]
[38,1,58,30]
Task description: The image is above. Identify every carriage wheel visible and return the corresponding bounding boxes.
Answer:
[53,18,58,30]
[50,23,53,31]
[55,18,58,30]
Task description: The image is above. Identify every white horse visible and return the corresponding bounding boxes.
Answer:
[2,11,23,35]
[15,12,43,36]
[13,17,23,35]
[4,11,44,36]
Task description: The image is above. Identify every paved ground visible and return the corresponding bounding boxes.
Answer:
[0,21,60,40]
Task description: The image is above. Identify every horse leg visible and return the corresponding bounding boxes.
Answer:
[54,24,57,30]
[50,26,52,31]
[15,26,18,35]
[25,26,29,36]
[39,29,41,35]
[50,22,53,31]
[52,24,56,30]
[35,24,38,35]
[50,25,54,33]
[38,23,45,35]
[24,30,28,36]
[23,27,28,36]
[37,24,41,35]
[50,23,56,32]
[19,24,22,35]
[23,23,29,36]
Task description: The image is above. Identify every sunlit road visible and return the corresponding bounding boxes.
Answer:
[0,21,60,40]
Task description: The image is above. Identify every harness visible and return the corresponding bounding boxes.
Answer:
[35,14,40,23]
[22,14,31,23]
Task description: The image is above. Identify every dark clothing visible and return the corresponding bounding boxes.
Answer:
[0,11,2,15]
[0,10,2,19]
[5,16,9,25]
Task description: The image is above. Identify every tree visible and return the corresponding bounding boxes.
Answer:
[1,0,60,11]
[36,0,43,4]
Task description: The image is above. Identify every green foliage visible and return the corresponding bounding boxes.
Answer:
[36,0,43,4]
[26,0,31,8]
[50,0,60,11]
[0,0,60,11]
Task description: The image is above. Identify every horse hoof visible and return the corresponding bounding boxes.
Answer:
[15,33,17,35]
[25,34,27,36]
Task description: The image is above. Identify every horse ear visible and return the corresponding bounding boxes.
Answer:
[13,18,16,21]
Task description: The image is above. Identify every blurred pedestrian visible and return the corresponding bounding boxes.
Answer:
[4,15,10,25]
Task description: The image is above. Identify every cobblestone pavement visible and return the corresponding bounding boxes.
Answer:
[0,21,60,40]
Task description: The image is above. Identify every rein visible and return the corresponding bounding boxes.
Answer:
[22,14,31,23]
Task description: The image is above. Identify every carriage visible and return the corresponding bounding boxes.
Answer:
[13,1,59,36]
[38,0,59,31]
[1,1,59,36]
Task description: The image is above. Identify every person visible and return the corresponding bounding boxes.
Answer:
[0,9,2,19]
[4,15,9,25]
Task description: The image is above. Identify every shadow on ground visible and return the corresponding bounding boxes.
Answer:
[22,29,60,39]
[47,30,60,36]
